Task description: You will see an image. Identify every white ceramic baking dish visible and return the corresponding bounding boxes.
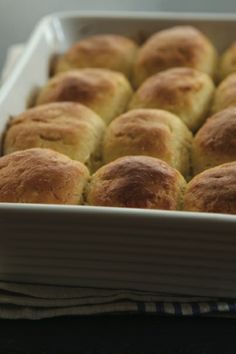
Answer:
[0,11,236,298]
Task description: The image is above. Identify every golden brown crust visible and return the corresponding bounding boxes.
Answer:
[192,107,236,174]
[86,156,186,210]
[3,102,106,169]
[129,67,215,131]
[133,26,218,87]
[37,69,115,105]
[0,148,90,204]
[55,34,138,78]
[219,42,236,81]
[36,69,133,124]
[184,162,236,214]
[211,72,236,113]
[103,108,192,177]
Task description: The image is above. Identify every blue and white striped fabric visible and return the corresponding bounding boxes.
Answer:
[0,282,235,319]
[136,301,236,316]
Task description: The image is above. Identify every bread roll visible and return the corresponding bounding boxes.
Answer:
[133,26,218,87]
[219,42,236,81]
[192,107,236,174]
[36,69,133,124]
[4,102,106,171]
[55,34,138,79]
[0,148,89,204]
[211,72,236,113]
[184,162,236,214]
[86,156,186,210]
[129,68,215,132]
[103,108,192,178]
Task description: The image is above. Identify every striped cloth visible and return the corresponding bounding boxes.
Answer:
[0,281,235,319]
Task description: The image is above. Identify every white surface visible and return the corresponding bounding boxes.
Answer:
[0,12,236,297]
[0,0,161,71]
[1,203,236,297]
[1,45,24,83]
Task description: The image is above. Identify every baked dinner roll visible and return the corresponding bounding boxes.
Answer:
[36,69,133,124]
[86,156,186,210]
[192,107,236,175]
[3,102,106,171]
[55,34,138,79]
[133,26,218,87]
[103,109,192,178]
[211,73,236,113]
[184,162,236,214]
[219,42,236,81]
[0,148,89,204]
[129,68,215,132]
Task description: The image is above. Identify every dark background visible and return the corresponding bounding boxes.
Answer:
[1,315,236,354]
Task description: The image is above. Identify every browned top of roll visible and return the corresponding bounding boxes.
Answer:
[37,69,116,105]
[87,155,186,210]
[212,72,236,113]
[134,67,203,105]
[143,26,206,65]
[129,67,214,131]
[3,102,106,166]
[184,162,236,214]
[219,41,236,81]
[5,101,104,132]
[36,69,133,124]
[194,107,236,157]
[55,34,138,77]
[104,109,175,161]
[102,108,192,177]
[0,148,89,204]
[133,26,217,86]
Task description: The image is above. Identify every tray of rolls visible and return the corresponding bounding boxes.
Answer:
[0,11,235,297]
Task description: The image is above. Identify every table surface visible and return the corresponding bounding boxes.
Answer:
[0,315,236,354]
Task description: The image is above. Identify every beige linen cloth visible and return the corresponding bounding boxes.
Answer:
[0,46,235,320]
[0,280,231,320]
